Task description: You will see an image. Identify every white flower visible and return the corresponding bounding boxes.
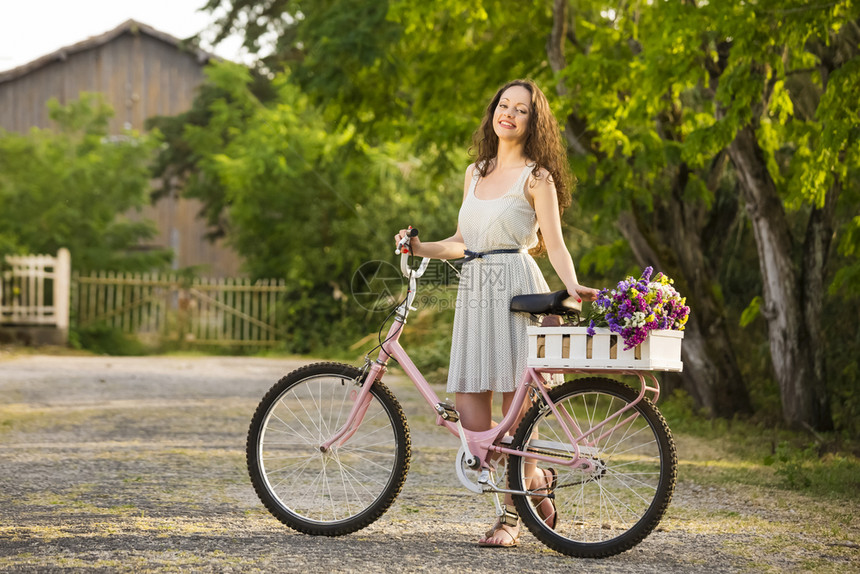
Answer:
[623,311,647,328]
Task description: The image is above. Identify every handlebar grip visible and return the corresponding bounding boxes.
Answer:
[395,227,420,255]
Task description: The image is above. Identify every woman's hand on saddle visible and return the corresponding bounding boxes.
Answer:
[569,284,600,303]
[394,227,421,255]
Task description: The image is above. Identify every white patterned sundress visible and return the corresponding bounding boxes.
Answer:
[446,164,553,394]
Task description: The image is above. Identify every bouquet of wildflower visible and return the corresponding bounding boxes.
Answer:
[586,267,690,350]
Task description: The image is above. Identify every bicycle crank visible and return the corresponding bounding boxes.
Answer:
[454,445,485,493]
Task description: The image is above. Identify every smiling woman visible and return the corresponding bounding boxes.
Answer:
[393,79,600,548]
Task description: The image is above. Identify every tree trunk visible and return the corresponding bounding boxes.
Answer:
[801,180,839,430]
[618,210,751,417]
[728,126,833,430]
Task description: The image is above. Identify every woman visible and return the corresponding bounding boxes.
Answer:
[394,79,599,547]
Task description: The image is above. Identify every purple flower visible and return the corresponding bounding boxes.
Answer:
[641,266,653,282]
[584,267,690,349]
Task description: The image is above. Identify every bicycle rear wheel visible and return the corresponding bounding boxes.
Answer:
[508,377,676,558]
[247,362,410,536]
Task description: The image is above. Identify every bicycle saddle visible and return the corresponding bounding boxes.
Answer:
[510,290,582,315]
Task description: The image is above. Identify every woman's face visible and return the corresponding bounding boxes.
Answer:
[492,85,532,144]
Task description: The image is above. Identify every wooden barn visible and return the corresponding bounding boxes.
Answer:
[0,20,242,277]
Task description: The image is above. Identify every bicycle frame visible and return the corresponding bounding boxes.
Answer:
[320,249,663,482]
[319,312,663,475]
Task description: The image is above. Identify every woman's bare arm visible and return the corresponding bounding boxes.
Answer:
[530,173,599,302]
[393,165,474,260]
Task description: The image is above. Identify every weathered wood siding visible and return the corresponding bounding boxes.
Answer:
[126,193,241,276]
[0,29,206,134]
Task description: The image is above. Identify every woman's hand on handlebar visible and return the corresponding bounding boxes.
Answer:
[394,227,421,255]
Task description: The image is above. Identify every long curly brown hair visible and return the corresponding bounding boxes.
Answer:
[470,79,573,256]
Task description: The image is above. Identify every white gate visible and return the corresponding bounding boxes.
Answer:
[0,248,71,339]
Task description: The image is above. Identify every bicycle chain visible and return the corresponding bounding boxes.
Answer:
[523,447,607,490]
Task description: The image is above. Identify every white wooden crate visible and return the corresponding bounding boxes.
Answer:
[527,326,684,371]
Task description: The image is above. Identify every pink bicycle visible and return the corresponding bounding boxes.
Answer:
[247,230,677,558]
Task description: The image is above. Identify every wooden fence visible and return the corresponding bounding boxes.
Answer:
[73,272,288,347]
[0,249,71,335]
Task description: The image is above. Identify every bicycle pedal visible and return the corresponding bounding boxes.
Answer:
[435,402,460,422]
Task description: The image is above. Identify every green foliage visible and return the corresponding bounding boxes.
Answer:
[763,441,860,497]
[204,0,558,160]
[174,2,860,433]
[822,254,860,437]
[764,442,818,489]
[147,62,277,236]
[579,239,633,277]
[561,0,860,427]
[399,306,457,385]
[0,94,171,271]
[73,324,149,356]
[154,60,463,353]
[739,296,762,328]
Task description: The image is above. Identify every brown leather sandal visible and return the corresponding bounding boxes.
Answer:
[534,467,558,529]
[478,506,520,548]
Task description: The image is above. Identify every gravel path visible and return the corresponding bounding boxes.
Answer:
[0,355,856,573]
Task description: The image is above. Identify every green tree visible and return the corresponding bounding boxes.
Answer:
[150,61,462,350]
[0,94,170,272]
[543,0,860,429]
[147,64,278,239]
[190,1,860,430]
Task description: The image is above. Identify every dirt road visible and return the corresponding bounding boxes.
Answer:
[0,355,855,572]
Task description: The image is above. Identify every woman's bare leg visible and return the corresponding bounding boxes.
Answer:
[502,389,556,528]
[458,389,553,546]
[501,390,540,499]
[454,391,514,546]
[455,391,493,431]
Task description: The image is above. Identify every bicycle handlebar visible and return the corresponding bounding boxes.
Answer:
[394,227,419,255]
[397,227,430,280]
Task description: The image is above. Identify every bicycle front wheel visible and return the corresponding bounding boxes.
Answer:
[509,377,676,558]
[247,362,411,536]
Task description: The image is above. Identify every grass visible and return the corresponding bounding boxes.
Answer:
[0,404,100,434]
[659,389,860,501]
[652,397,860,570]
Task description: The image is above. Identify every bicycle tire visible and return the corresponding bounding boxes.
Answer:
[247,362,411,536]
[508,377,676,558]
